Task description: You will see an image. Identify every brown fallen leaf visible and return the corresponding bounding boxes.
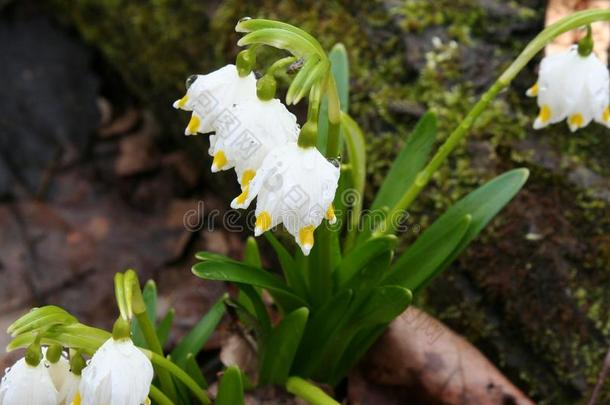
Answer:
[545,0,610,63]
[352,307,534,405]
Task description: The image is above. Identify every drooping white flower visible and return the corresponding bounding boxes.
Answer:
[203,98,299,205]
[57,372,80,405]
[79,337,153,405]
[0,357,58,405]
[243,143,339,255]
[526,45,610,131]
[173,64,257,135]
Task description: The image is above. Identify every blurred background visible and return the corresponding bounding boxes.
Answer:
[0,0,609,403]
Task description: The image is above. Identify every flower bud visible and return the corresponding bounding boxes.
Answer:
[257,74,277,101]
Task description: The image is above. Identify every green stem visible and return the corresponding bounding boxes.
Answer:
[268,56,298,76]
[286,377,340,405]
[377,9,610,236]
[148,351,211,405]
[149,385,174,405]
[135,312,178,401]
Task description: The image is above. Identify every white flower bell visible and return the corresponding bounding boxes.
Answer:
[58,372,80,405]
[244,143,340,255]
[204,98,299,205]
[527,45,610,131]
[41,346,79,405]
[79,337,153,405]
[0,357,58,405]
[173,64,257,135]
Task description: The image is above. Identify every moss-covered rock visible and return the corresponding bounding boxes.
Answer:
[49,0,610,402]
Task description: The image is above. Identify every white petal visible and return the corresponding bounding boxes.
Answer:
[0,358,58,405]
[80,338,153,405]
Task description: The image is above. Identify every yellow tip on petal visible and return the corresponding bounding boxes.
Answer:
[212,150,227,172]
[568,113,584,131]
[603,106,610,123]
[526,83,538,97]
[241,169,256,188]
[538,105,551,124]
[174,94,189,109]
[186,114,201,135]
[298,225,315,255]
[255,211,272,235]
[325,205,336,225]
[234,186,249,206]
[71,392,81,405]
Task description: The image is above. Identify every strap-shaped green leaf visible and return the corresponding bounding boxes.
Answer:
[393,168,529,292]
[259,307,309,385]
[238,28,320,58]
[293,290,354,376]
[340,112,367,252]
[170,294,226,367]
[195,251,236,263]
[334,235,397,289]
[216,366,244,405]
[235,18,326,57]
[372,112,437,211]
[156,308,174,347]
[192,261,308,311]
[185,353,208,389]
[243,236,262,267]
[385,214,471,290]
[131,280,158,348]
[264,233,307,298]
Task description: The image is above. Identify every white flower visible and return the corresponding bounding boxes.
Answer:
[243,144,339,255]
[41,347,79,405]
[205,99,299,205]
[0,357,58,405]
[173,64,257,135]
[79,337,153,405]
[527,45,610,131]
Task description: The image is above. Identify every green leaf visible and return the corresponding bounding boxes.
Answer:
[385,214,471,290]
[286,55,321,104]
[132,280,158,348]
[235,19,325,57]
[353,286,413,326]
[237,284,272,338]
[334,235,397,289]
[171,295,226,367]
[259,307,309,385]
[195,251,235,263]
[293,59,329,104]
[238,28,320,59]
[216,366,244,405]
[317,43,350,154]
[293,290,354,375]
[264,233,307,298]
[192,261,307,311]
[185,353,208,389]
[371,112,437,210]
[340,112,367,252]
[394,168,529,291]
[156,309,175,348]
[243,237,262,267]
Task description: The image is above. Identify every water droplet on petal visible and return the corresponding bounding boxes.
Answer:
[238,16,252,23]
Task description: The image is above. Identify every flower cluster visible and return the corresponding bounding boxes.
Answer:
[527,45,610,132]
[174,64,340,255]
[0,337,152,405]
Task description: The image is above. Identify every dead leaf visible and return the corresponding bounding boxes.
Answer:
[354,307,534,405]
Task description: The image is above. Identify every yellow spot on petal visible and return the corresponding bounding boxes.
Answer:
[527,83,538,97]
[603,106,610,122]
[298,225,315,249]
[235,186,249,206]
[241,169,256,187]
[187,115,201,134]
[71,392,81,405]
[538,105,551,123]
[212,150,227,170]
[255,211,272,233]
[569,113,583,129]
[177,95,189,108]
[325,205,336,223]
